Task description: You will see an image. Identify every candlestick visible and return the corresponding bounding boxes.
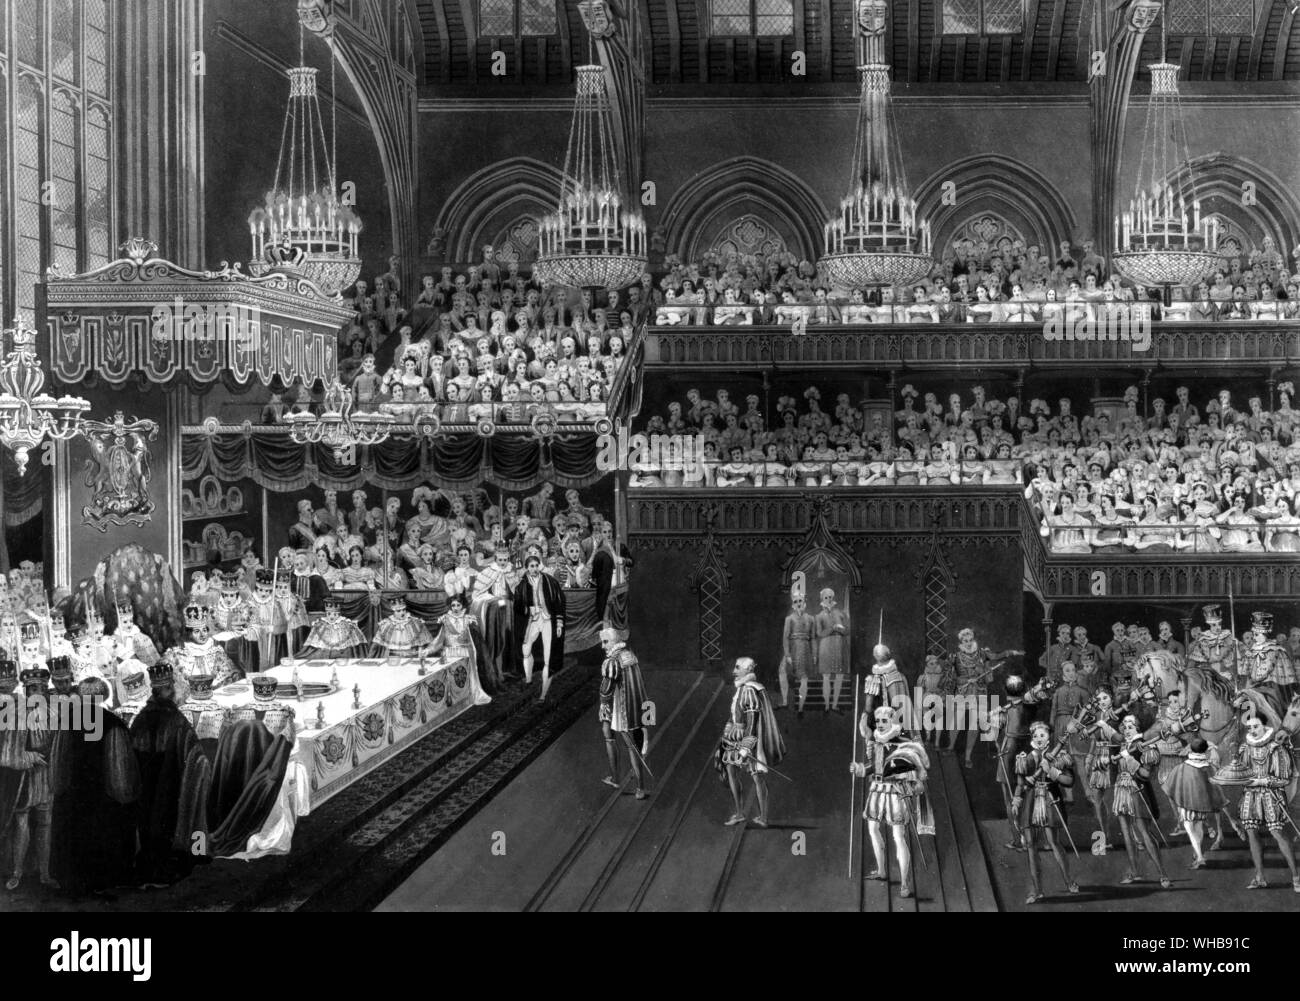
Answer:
[352,683,361,710]
[316,701,326,729]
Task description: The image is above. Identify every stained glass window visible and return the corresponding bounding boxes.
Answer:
[942,0,1023,35]
[710,0,794,36]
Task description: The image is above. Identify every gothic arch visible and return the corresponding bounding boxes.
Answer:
[431,156,564,266]
[1161,153,1300,266]
[659,156,828,265]
[913,155,1078,257]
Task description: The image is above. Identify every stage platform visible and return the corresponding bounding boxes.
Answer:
[377,670,997,912]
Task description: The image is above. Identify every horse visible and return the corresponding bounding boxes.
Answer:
[1133,649,1240,754]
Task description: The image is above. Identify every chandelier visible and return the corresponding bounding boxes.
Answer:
[0,316,89,475]
[533,65,646,290]
[284,379,397,462]
[1112,14,1217,290]
[819,53,932,291]
[247,30,361,297]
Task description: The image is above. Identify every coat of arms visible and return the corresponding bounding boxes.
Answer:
[856,0,888,35]
[578,0,616,38]
[80,411,160,532]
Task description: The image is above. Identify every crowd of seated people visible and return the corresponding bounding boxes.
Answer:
[261,482,628,598]
[648,236,1300,325]
[1025,383,1300,555]
[629,383,1027,487]
[262,248,649,424]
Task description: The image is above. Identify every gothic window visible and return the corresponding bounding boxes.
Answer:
[1167,0,1256,36]
[710,0,795,38]
[0,0,115,320]
[492,215,542,267]
[709,214,787,263]
[942,0,1024,35]
[479,0,557,37]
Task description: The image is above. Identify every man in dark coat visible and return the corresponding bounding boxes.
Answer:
[50,677,140,896]
[514,553,565,702]
[129,661,211,887]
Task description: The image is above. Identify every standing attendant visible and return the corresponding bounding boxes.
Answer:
[814,588,850,715]
[514,555,565,702]
[598,626,650,799]
[717,656,785,828]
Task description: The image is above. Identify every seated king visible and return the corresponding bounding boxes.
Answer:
[370,596,434,658]
[302,597,367,659]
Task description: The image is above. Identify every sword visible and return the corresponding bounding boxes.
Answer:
[906,812,931,872]
[1049,794,1080,860]
[627,739,656,783]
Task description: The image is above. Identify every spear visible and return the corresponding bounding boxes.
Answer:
[848,650,860,880]
[1228,580,1238,677]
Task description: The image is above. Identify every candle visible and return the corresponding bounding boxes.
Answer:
[1193,199,1201,230]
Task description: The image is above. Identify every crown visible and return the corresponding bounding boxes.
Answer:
[221,571,243,591]
[324,596,343,610]
[387,595,407,613]
[20,666,50,686]
[263,240,307,269]
[184,604,209,625]
[20,622,40,642]
[1252,610,1274,628]
[48,656,73,680]
[120,671,149,699]
[188,674,215,699]
[250,675,279,702]
[147,662,175,688]
[115,599,133,618]
[255,569,276,587]
[1202,604,1222,621]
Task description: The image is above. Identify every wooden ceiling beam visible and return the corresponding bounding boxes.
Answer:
[1275,4,1297,81]
[1225,35,1240,80]
[819,0,832,81]
[665,0,682,82]
[1203,36,1217,80]
[1249,0,1279,80]
[1022,0,1041,82]
[954,34,966,81]
[457,0,478,82]
[977,34,989,80]
[1045,0,1066,81]
[907,0,920,81]
[430,0,452,82]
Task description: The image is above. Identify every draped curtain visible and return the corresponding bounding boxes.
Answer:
[181,432,605,493]
[3,449,43,526]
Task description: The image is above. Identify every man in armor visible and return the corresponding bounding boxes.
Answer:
[863,641,907,723]
[598,626,650,800]
[949,626,1022,768]
[1,663,56,891]
[1186,604,1237,685]
[1011,721,1079,904]
[1229,713,1299,892]
[989,674,1052,851]
[302,596,367,659]
[1113,713,1172,889]
[1239,611,1296,703]
[717,656,785,828]
[850,704,933,899]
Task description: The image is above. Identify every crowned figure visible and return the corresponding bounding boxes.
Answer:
[179,674,229,759]
[371,596,434,658]
[114,669,151,728]
[243,569,288,671]
[302,596,367,659]
[211,571,257,676]
[110,598,160,668]
[174,604,239,688]
[273,564,311,658]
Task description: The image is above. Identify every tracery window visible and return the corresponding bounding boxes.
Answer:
[479,0,557,37]
[709,0,795,38]
[0,0,115,320]
[1167,0,1256,36]
[941,0,1024,36]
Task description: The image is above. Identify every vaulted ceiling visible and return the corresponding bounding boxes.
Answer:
[412,0,1300,88]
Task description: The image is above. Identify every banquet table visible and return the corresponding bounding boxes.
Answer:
[211,653,489,807]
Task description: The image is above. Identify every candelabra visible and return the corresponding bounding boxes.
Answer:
[247,31,361,296]
[819,58,933,292]
[1112,32,1218,291]
[0,316,90,475]
[532,65,646,290]
[284,379,397,462]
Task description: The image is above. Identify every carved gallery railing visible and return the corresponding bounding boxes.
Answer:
[626,487,1024,547]
[653,303,1300,327]
[40,238,349,390]
[644,324,1299,370]
[1019,498,1300,600]
[1039,520,1300,556]
[181,425,607,492]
